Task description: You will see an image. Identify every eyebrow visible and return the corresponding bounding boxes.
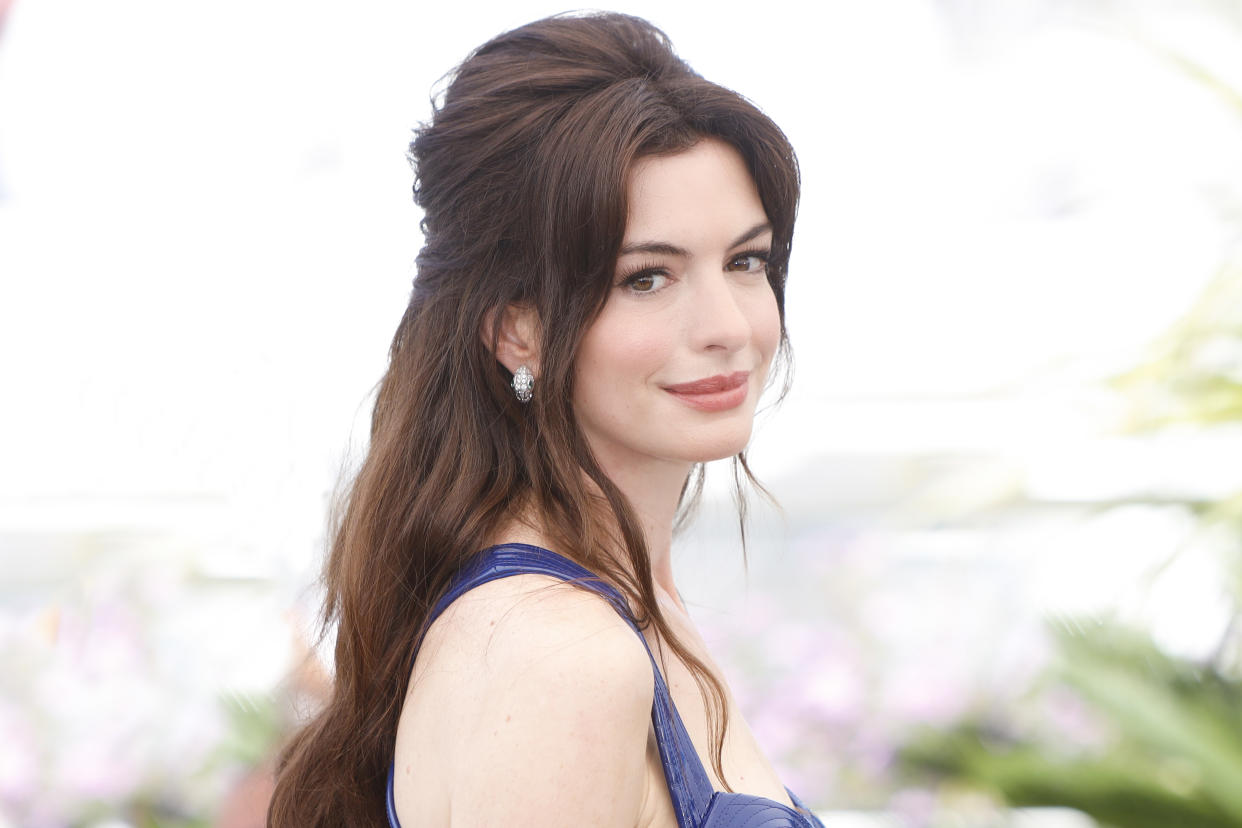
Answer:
[618,221,772,258]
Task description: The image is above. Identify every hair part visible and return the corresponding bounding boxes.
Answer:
[269,12,799,826]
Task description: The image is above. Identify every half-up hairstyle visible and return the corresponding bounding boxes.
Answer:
[269,12,799,826]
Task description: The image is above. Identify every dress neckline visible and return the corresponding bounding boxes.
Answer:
[389,542,823,828]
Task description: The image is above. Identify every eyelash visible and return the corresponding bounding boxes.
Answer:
[617,262,668,291]
[728,248,772,272]
[616,248,772,293]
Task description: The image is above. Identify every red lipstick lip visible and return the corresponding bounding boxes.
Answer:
[663,371,751,413]
[662,371,750,394]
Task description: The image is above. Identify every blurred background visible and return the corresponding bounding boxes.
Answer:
[2,0,1241,826]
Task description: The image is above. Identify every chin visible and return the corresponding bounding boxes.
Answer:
[681,423,755,464]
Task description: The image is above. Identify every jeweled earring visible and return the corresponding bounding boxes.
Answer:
[512,365,534,403]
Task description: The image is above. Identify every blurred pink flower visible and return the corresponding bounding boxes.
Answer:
[1034,683,1115,751]
[0,701,38,805]
[799,664,867,725]
[878,657,972,727]
[889,787,939,828]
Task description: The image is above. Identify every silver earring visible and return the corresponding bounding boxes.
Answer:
[512,365,534,403]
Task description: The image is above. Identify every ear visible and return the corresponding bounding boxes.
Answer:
[484,303,541,377]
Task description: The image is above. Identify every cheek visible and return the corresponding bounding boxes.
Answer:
[752,287,783,362]
[577,306,671,385]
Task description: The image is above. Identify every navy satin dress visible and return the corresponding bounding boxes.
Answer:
[386,543,826,828]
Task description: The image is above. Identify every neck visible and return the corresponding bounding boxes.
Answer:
[492,451,695,603]
[589,452,692,600]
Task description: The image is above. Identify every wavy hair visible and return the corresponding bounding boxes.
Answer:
[269,12,799,826]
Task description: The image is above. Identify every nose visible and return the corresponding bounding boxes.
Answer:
[687,269,750,353]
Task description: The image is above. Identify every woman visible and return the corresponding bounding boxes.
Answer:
[268,12,818,827]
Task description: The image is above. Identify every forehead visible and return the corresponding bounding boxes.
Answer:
[623,139,768,246]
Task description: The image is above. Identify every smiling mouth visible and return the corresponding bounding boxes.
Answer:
[662,371,750,412]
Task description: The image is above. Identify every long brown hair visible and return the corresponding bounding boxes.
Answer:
[268,12,799,826]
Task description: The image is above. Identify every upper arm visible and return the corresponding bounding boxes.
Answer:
[394,579,655,827]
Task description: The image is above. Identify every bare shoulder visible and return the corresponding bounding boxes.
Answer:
[393,574,656,827]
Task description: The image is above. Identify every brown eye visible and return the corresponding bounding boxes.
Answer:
[726,252,769,273]
[622,271,669,293]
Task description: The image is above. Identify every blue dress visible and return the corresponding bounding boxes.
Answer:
[386,543,826,828]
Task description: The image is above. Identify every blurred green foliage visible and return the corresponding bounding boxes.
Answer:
[898,25,1242,828]
[212,692,284,770]
[902,623,1242,828]
[1109,261,1242,431]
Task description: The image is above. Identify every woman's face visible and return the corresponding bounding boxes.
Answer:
[572,138,781,475]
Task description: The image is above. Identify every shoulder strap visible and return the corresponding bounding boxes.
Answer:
[418,543,716,826]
